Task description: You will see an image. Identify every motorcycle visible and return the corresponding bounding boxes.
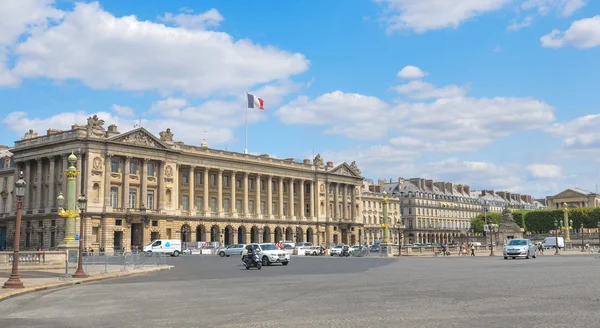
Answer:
[244,251,262,270]
[339,246,350,257]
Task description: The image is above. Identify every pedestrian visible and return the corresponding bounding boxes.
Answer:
[470,244,475,256]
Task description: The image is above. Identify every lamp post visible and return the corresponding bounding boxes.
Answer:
[3,172,27,289]
[58,153,80,246]
[562,203,571,241]
[140,204,148,227]
[396,219,403,257]
[487,220,497,256]
[380,191,391,256]
[597,221,600,250]
[72,194,88,278]
[580,223,585,252]
[553,219,560,255]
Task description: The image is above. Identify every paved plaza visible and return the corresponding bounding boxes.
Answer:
[1,254,599,328]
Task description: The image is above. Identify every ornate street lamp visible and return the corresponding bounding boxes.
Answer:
[553,219,560,255]
[72,194,88,278]
[581,223,585,252]
[3,172,27,289]
[140,204,149,227]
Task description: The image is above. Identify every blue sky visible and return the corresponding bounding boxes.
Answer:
[1,0,599,197]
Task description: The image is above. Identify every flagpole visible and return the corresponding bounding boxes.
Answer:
[245,92,248,154]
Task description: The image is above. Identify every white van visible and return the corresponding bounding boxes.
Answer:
[543,237,565,249]
[143,239,182,257]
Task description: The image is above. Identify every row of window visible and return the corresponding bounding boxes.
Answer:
[401,208,478,218]
[111,158,157,176]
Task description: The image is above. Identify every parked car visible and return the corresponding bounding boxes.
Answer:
[304,246,324,256]
[503,239,537,259]
[329,245,344,256]
[295,242,313,250]
[217,244,246,257]
[242,243,290,266]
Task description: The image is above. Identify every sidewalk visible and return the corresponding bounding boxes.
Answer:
[0,264,173,302]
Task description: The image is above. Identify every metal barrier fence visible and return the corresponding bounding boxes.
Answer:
[82,252,169,275]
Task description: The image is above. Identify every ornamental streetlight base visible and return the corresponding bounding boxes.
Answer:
[2,275,24,289]
[72,269,89,279]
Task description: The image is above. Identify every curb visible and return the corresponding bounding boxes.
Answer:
[0,265,173,302]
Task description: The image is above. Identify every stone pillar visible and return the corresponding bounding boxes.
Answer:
[299,179,304,219]
[267,175,273,218]
[217,169,223,215]
[189,165,195,213]
[141,158,148,208]
[103,153,112,210]
[343,184,348,219]
[158,161,165,210]
[36,158,43,209]
[255,174,261,217]
[75,152,82,196]
[203,168,209,214]
[334,183,339,219]
[62,155,68,198]
[309,181,315,218]
[289,178,295,219]
[231,171,237,215]
[278,178,284,218]
[24,160,31,210]
[123,157,131,208]
[243,172,249,217]
[47,156,56,209]
[325,182,330,219]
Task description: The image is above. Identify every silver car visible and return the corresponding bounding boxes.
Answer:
[503,239,537,260]
[217,244,246,257]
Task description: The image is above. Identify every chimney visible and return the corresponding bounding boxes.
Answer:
[457,184,464,194]
[326,161,334,168]
[482,190,487,196]
[260,154,270,158]
[303,159,310,164]
[106,124,120,137]
[409,178,420,190]
[425,179,434,191]
[434,182,445,193]
[445,182,453,193]
[489,190,495,196]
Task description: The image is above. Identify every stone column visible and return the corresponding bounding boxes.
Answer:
[158,161,165,210]
[123,157,131,208]
[351,186,356,220]
[289,178,295,219]
[334,183,339,219]
[267,175,273,218]
[24,160,31,210]
[278,177,284,218]
[62,155,68,198]
[309,181,315,218]
[75,152,82,196]
[203,168,209,214]
[189,165,195,213]
[343,184,348,219]
[255,174,261,217]
[103,153,112,210]
[47,156,56,209]
[299,179,304,219]
[141,158,148,208]
[243,172,249,217]
[36,158,43,209]
[231,171,237,216]
[217,169,223,215]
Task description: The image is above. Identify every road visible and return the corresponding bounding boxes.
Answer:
[1,254,599,328]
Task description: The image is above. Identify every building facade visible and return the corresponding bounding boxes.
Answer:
[547,188,600,209]
[360,181,402,245]
[0,145,15,250]
[373,178,542,245]
[0,116,364,252]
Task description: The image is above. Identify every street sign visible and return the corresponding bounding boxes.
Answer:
[483,224,490,232]
[75,234,79,241]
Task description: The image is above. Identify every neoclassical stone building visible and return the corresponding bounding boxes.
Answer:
[546,188,600,209]
[2,116,364,252]
[360,181,402,246]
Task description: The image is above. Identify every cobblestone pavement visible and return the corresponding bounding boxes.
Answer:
[1,254,599,328]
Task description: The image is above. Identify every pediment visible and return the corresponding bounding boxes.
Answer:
[108,128,170,149]
[330,162,361,178]
[552,189,588,199]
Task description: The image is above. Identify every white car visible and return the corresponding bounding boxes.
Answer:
[242,243,290,266]
[329,245,343,256]
[503,239,537,260]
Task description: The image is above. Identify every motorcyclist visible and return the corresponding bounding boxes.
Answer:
[441,243,447,255]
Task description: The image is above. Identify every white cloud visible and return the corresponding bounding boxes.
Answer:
[541,15,600,48]
[548,113,600,159]
[527,164,563,178]
[397,65,427,79]
[158,8,224,30]
[521,0,587,17]
[0,0,63,86]
[10,2,309,96]
[275,91,392,140]
[508,16,534,31]
[2,111,122,136]
[375,0,511,33]
[111,104,134,117]
[393,80,468,99]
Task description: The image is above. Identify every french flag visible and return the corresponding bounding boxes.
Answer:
[247,93,264,110]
